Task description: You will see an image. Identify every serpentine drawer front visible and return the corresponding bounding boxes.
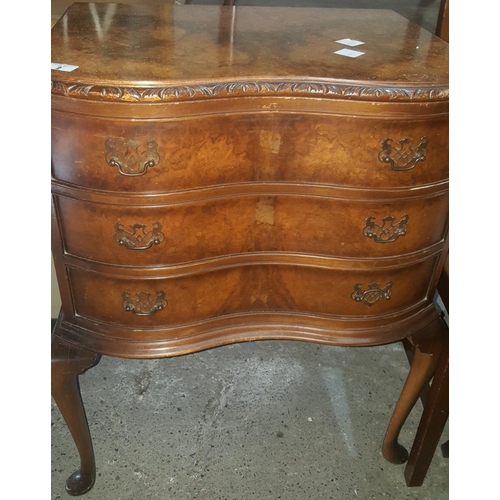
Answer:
[51,3,448,495]
[67,256,438,331]
[52,112,448,191]
[54,192,448,265]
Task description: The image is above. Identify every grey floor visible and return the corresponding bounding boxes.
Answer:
[51,1,447,498]
[51,338,449,500]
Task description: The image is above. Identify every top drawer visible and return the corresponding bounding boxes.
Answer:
[52,111,448,192]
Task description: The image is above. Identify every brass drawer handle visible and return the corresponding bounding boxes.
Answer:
[351,281,392,306]
[378,136,428,171]
[122,291,167,316]
[105,138,160,176]
[114,222,165,250]
[363,215,408,243]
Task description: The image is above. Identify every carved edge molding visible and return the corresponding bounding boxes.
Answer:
[51,80,449,103]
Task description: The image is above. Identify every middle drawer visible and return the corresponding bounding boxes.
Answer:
[55,193,448,265]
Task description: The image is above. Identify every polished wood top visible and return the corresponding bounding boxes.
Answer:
[51,3,448,102]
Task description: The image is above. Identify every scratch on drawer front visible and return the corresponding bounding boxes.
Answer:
[261,102,279,109]
[259,129,281,154]
[255,197,275,225]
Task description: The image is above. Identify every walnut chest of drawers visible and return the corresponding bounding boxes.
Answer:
[51,3,448,495]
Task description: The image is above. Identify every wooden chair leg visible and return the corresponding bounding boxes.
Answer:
[404,327,449,486]
[382,318,445,464]
[51,334,101,496]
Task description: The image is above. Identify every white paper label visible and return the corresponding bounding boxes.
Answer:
[334,48,365,58]
[51,63,79,72]
[335,38,365,47]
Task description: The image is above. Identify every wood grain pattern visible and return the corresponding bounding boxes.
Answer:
[67,257,438,330]
[55,192,448,265]
[51,5,449,491]
[51,3,449,357]
[52,111,448,191]
[51,4,448,102]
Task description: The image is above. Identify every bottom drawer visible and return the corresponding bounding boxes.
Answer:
[68,258,438,331]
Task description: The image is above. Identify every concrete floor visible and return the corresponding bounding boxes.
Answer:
[51,339,449,499]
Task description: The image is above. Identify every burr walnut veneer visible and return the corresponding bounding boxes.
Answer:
[51,3,449,495]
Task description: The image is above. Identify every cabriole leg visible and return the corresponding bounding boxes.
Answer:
[51,334,101,496]
[404,326,449,485]
[382,317,445,464]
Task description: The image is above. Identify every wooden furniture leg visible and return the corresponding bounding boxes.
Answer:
[404,327,449,485]
[51,334,101,496]
[401,337,430,406]
[395,254,449,482]
[382,317,445,464]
